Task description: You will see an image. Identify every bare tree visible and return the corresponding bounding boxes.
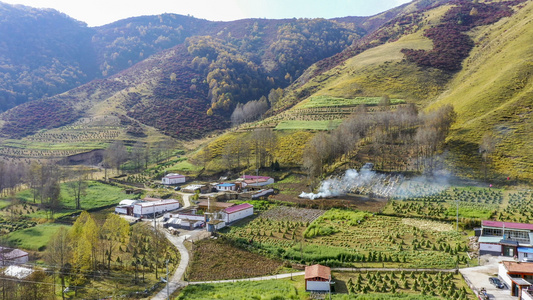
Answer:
[66,170,88,210]
[479,132,497,180]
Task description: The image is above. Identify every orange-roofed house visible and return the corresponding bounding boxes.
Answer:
[305,264,332,292]
[499,261,533,299]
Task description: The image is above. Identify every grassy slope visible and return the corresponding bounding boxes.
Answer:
[427,1,533,180]
[7,223,70,251]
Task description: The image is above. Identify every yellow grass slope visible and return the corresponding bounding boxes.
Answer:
[427,1,533,180]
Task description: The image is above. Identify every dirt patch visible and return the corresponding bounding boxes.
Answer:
[271,193,387,212]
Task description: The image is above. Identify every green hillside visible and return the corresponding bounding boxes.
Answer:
[424,0,533,181]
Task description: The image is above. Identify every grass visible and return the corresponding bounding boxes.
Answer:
[298,96,405,109]
[177,277,308,300]
[275,120,343,130]
[13,181,127,213]
[7,223,70,251]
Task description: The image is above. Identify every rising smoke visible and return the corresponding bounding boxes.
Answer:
[299,164,403,200]
[299,164,453,200]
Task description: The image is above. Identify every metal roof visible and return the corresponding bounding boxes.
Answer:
[518,247,533,254]
[479,236,503,243]
[225,203,253,214]
[483,220,533,231]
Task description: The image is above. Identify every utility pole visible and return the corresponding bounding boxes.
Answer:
[166,259,170,300]
[456,199,459,231]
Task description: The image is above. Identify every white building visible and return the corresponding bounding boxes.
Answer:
[305,264,332,292]
[499,261,533,298]
[222,203,253,223]
[238,175,275,187]
[0,248,29,266]
[162,173,186,185]
[216,183,237,192]
[133,199,180,218]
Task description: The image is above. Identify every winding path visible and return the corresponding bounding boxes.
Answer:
[151,192,194,300]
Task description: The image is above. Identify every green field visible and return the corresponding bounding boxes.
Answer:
[299,96,405,108]
[13,181,128,212]
[177,277,308,300]
[7,223,70,251]
[225,208,469,269]
[275,120,343,130]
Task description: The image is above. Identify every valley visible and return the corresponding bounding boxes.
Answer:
[1,0,533,299]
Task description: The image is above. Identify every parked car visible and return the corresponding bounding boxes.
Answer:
[489,277,504,289]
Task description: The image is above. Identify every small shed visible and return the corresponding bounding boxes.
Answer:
[305,264,331,292]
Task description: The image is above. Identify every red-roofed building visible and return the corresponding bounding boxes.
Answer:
[223,203,253,223]
[305,264,332,292]
[480,220,533,258]
[238,175,274,187]
[499,261,533,298]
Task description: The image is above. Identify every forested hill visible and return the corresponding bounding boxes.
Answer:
[0,0,402,139]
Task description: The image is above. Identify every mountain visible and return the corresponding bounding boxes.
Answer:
[0,2,395,159]
[261,0,533,180]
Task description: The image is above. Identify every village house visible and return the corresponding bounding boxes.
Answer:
[499,261,533,299]
[161,173,186,185]
[479,220,533,258]
[133,199,180,218]
[0,247,29,266]
[221,203,253,224]
[114,199,140,215]
[216,183,237,192]
[305,264,333,292]
[237,175,275,188]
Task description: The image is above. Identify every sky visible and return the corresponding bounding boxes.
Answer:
[2,0,412,27]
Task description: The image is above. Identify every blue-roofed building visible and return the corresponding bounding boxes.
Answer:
[216,183,237,192]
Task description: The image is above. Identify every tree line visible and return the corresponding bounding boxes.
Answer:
[303,104,457,180]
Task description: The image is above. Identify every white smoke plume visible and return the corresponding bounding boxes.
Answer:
[299,165,403,200]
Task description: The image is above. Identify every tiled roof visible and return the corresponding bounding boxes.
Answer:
[482,220,533,231]
[225,203,253,214]
[305,264,331,280]
[503,261,533,274]
[218,183,235,187]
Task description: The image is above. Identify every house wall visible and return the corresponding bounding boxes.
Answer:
[499,264,513,288]
[226,207,253,223]
[306,280,329,291]
[133,201,180,217]
[480,243,502,255]
[115,206,128,215]
[162,177,186,185]
[522,289,533,300]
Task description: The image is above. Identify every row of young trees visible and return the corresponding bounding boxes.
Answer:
[303,104,456,179]
[44,212,176,299]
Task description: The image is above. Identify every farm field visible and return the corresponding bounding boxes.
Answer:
[186,238,284,281]
[298,96,405,108]
[385,186,505,221]
[224,208,470,269]
[333,270,474,300]
[275,120,343,131]
[177,277,308,300]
